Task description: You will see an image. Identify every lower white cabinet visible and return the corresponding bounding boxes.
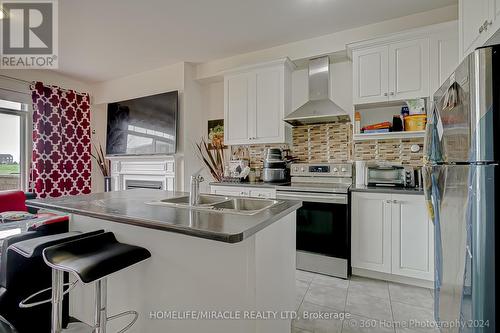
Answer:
[391,194,434,281]
[351,192,434,282]
[351,192,392,273]
[210,185,276,199]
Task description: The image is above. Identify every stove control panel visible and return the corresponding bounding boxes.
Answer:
[291,163,352,177]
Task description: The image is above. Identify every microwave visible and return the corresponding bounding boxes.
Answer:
[366,165,416,188]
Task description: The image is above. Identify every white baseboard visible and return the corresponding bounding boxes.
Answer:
[352,268,434,289]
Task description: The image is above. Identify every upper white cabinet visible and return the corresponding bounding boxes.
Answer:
[459,0,500,60]
[389,39,430,101]
[429,23,459,95]
[225,73,253,143]
[351,39,429,105]
[224,59,293,145]
[459,0,492,59]
[351,191,434,282]
[352,46,389,104]
[349,22,458,105]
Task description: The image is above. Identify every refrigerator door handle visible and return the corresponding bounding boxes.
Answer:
[466,245,473,259]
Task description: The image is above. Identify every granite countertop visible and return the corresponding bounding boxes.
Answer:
[209,181,289,188]
[26,189,301,244]
[350,185,424,195]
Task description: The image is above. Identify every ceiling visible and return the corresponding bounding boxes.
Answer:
[59,0,457,83]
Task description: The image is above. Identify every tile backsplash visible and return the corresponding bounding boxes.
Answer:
[353,138,424,166]
[231,144,289,169]
[230,122,424,168]
[292,123,352,162]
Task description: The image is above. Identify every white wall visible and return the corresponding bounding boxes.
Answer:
[181,63,207,192]
[196,4,458,80]
[0,69,91,93]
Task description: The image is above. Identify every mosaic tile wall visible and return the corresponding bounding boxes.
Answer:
[353,138,425,166]
[292,123,352,162]
[231,144,289,169]
[230,123,424,168]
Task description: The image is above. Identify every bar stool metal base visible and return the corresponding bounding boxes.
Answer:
[50,272,138,333]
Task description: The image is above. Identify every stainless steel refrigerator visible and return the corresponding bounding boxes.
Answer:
[424,45,498,333]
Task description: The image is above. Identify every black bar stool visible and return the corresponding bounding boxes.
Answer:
[7,230,105,332]
[42,232,151,333]
[0,315,17,333]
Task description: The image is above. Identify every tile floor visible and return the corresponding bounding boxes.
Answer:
[293,270,438,333]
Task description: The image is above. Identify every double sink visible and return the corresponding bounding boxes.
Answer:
[146,194,282,215]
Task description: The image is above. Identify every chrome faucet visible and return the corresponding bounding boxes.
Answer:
[189,170,204,206]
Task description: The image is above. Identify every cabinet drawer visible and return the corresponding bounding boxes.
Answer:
[210,186,276,199]
[248,188,276,199]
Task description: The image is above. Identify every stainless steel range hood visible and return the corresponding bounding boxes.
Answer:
[284,56,350,126]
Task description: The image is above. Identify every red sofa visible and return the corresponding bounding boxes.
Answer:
[0,190,69,332]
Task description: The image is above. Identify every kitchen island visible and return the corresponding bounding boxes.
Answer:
[27,189,301,333]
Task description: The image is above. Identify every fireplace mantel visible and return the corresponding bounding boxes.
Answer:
[107,155,175,191]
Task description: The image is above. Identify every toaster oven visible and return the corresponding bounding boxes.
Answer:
[366,165,416,187]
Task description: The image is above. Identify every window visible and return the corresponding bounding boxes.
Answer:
[0,98,29,191]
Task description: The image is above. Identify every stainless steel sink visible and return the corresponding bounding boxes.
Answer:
[156,194,227,207]
[146,195,281,215]
[211,198,278,212]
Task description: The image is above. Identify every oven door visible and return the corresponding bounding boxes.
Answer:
[276,191,348,258]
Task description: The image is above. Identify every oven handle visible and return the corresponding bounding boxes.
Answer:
[276,191,347,204]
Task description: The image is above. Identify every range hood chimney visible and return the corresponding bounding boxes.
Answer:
[284,56,350,126]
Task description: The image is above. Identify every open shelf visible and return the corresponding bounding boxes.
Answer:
[353,130,426,141]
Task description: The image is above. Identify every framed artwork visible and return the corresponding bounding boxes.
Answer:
[208,119,226,149]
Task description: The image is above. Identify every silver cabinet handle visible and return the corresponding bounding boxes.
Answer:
[389,92,395,96]
[483,20,492,31]
[393,200,398,203]
[385,200,392,204]
[384,92,388,96]
[480,25,484,34]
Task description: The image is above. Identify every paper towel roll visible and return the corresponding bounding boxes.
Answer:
[355,161,366,186]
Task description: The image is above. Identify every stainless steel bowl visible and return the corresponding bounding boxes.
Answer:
[262,168,287,183]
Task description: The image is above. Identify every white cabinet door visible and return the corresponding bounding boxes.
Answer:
[389,38,430,100]
[351,192,392,273]
[352,46,389,104]
[430,25,459,96]
[460,0,490,58]
[210,186,248,197]
[391,194,434,281]
[253,68,282,143]
[224,73,255,145]
[223,60,291,145]
[248,188,276,199]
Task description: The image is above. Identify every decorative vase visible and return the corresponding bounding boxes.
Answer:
[104,176,112,192]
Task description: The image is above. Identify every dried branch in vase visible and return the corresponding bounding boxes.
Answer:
[195,138,225,182]
[90,140,110,177]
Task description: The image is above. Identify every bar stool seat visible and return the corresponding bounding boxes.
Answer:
[43,232,151,333]
[43,232,151,284]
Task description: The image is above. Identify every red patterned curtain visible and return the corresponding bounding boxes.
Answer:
[30,82,92,198]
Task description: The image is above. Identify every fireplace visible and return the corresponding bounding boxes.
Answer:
[108,156,175,191]
[125,180,163,190]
